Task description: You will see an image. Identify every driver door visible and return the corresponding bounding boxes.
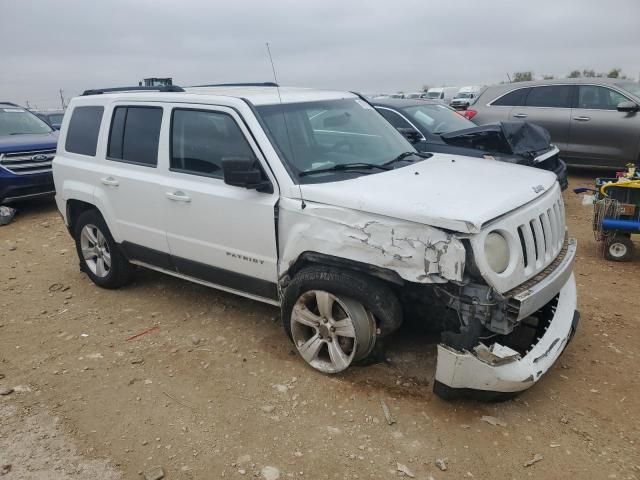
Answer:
[161,104,280,302]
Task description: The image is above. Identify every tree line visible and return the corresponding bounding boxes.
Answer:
[511,68,630,83]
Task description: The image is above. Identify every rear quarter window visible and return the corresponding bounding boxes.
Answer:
[65,106,104,156]
[490,88,530,106]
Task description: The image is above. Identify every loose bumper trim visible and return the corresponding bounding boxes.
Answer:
[434,273,578,395]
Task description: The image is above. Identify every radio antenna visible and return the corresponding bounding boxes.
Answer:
[266,42,305,209]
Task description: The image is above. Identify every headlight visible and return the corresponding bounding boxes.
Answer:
[484,232,510,273]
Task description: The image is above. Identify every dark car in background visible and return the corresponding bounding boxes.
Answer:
[34,110,65,130]
[371,98,568,189]
[467,78,640,168]
[0,102,58,204]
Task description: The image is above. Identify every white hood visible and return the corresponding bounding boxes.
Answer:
[293,154,558,233]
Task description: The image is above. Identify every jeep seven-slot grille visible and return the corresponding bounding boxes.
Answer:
[516,195,565,275]
[0,149,55,175]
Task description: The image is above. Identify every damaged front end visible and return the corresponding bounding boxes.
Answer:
[431,237,578,399]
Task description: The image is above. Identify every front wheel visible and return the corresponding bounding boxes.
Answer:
[282,266,402,374]
[74,210,132,288]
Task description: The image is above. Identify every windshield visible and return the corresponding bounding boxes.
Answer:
[426,91,442,99]
[0,107,52,136]
[616,82,640,99]
[402,104,475,134]
[455,92,472,99]
[256,98,414,183]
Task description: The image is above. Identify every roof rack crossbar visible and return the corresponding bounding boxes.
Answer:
[0,102,20,107]
[81,86,185,96]
[189,82,279,88]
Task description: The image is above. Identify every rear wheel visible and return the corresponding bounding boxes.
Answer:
[604,234,634,262]
[74,210,132,288]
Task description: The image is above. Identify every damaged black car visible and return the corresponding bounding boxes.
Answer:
[372,98,568,190]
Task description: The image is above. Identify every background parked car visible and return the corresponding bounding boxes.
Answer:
[468,78,640,168]
[372,98,568,189]
[0,102,58,203]
[425,87,459,103]
[33,110,65,130]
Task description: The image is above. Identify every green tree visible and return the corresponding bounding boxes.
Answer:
[568,70,581,78]
[421,85,430,92]
[607,68,621,78]
[543,74,555,80]
[513,71,533,82]
[582,69,596,77]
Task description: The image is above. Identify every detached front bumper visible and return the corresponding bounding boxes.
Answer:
[434,273,578,397]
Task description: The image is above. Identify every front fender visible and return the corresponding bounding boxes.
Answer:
[278,198,466,284]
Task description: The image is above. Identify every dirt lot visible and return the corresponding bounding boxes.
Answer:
[1,172,639,480]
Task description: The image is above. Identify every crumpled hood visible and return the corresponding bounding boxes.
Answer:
[295,154,558,233]
[0,132,58,153]
[440,121,551,158]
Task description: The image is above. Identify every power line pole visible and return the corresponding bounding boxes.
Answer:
[59,89,65,110]
[25,100,31,109]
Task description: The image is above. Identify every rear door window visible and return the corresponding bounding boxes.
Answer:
[170,109,256,178]
[377,108,413,129]
[65,106,104,156]
[491,88,530,106]
[107,106,162,166]
[525,86,573,108]
[577,85,630,110]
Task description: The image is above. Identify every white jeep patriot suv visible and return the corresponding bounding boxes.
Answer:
[53,83,579,400]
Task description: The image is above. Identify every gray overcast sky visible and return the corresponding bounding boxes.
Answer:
[1,0,639,108]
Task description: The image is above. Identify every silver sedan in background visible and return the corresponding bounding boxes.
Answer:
[468,78,640,168]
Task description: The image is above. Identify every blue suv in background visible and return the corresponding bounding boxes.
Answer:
[0,102,58,204]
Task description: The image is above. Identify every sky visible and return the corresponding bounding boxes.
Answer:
[1,0,639,109]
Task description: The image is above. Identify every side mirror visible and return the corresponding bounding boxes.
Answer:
[617,101,639,113]
[222,158,272,193]
[397,127,423,144]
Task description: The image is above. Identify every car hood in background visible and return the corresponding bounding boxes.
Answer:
[296,154,558,233]
[440,121,551,159]
[0,132,59,153]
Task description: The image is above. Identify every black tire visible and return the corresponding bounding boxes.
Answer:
[73,209,132,289]
[604,234,634,262]
[282,265,402,342]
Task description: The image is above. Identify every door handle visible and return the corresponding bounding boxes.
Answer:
[513,113,527,118]
[166,191,191,203]
[100,176,119,187]
[573,116,591,121]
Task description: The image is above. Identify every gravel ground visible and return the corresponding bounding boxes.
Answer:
[1,172,638,479]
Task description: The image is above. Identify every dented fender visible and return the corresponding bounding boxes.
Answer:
[278,198,466,283]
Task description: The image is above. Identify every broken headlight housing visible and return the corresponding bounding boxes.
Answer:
[484,231,509,273]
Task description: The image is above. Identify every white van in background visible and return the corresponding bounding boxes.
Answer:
[425,86,459,103]
[450,85,483,110]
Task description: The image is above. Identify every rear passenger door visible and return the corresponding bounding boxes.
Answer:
[93,103,171,264]
[509,85,574,150]
[161,105,280,302]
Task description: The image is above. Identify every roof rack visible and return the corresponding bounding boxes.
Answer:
[81,85,185,96]
[0,101,19,107]
[189,82,279,88]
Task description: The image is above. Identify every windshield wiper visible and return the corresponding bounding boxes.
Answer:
[382,151,432,167]
[299,163,391,177]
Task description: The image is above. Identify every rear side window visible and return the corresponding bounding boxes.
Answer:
[170,109,256,178]
[65,106,104,156]
[377,108,413,129]
[525,86,573,108]
[107,106,162,166]
[491,88,530,106]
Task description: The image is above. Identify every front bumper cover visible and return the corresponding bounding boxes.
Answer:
[434,272,578,396]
